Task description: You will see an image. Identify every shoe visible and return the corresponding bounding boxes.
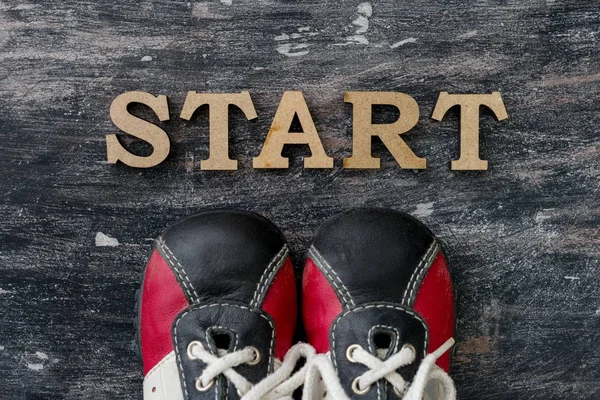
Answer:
[136,210,302,399]
[301,208,456,400]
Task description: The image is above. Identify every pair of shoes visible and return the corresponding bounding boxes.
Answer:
[136,208,456,400]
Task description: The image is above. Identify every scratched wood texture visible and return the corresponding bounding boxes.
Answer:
[0,0,599,399]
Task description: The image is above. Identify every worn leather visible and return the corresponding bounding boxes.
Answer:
[329,304,428,400]
[413,252,454,372]
[172,303,275,400]
[141,250,190,375]
[302,258,342,353]
[310,208,435,306]
[140,209,296,400]
[159,209,287,305]
[261,258,298,359]
[143,351,185,400]
[303,208,454,399]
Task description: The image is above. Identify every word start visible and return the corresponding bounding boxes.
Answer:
[106,91,508,171]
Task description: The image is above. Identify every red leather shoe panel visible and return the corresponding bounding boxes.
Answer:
[141,250,189,375]
[302,258,343,354]
[261,257,297,360]
[413,252,454,372]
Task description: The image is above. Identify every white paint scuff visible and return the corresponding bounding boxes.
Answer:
[535,208,555,223]
[140,56,153,62]
[36,352,48,360]
[274,26,317,57]
[192,3,224,19]
[274,33,290,41]
[458,30,478,39]
[345,2,373,45]
[564,276,580,280]
[391,37,417,48]
[220,0,232,5]
[353,15,370,34]
[357,2,373,17]
[27,363,44,371]
[413,202,435,218]
[0,288,14,295]
[0,346,4,351]
[276,43,310,57]
[95,232,120,247]
[347,35,369,45]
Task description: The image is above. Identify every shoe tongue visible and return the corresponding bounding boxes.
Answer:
[329,303,428,399]
[172,303,275,399]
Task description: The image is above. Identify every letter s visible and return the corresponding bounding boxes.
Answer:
[106,91,170,168]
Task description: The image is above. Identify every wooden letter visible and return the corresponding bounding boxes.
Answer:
[253,91,333,169]
[343,92,425,169]
[180,91,257,170]
[106,91,170,168]
[431,92,508,171]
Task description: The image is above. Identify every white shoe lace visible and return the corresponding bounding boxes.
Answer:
[187,341,317,400]
[187,338,455,400]
[302,338,456,400]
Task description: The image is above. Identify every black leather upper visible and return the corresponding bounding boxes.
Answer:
[310,208,440,399]
[173,303,275,400]
[311,208,437,306]
[158,209,287,304]
[155,210,287,400]
[329,304,428,400]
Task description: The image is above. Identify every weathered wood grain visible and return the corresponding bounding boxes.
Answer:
[0,0,598,399]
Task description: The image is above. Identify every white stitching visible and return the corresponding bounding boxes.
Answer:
[308,246,355,307]
[159,238,200,301]
[156,238,193,301]
[251,246,289,308]
[157,238,200,302]
[173,303,276,398]
[215,374,219,400]
[330,304,429,372]
[401,241,440,306]
[252,246,289,307]
[367,325,401,357]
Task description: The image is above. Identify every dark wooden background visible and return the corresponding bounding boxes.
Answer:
[0,1,598,399]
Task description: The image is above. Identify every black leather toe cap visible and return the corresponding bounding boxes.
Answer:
[310,208,438,306]
[158,209,287,304]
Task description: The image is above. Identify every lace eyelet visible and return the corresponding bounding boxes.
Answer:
[346,344,362,363]
[187,341,204,360]
[195,376,215,392]
[246,346,261,365]
[393,385,405,397]
[403,343,416,356]
[351,377,371,395]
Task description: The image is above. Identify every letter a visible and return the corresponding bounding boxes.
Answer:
[253,91,333,169]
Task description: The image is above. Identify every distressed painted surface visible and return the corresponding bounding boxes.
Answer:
[0,0,599,399]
